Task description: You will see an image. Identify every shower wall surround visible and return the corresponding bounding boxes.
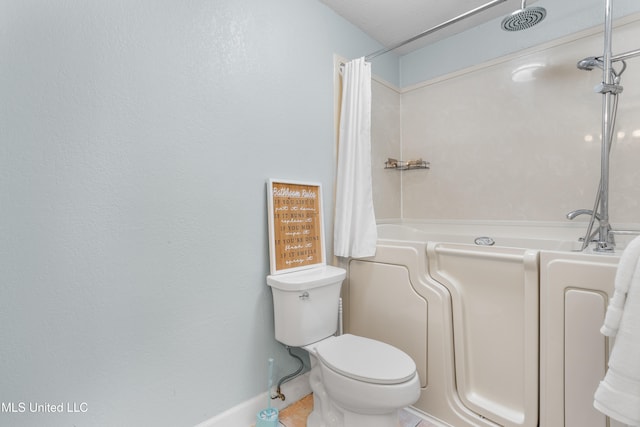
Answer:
[373,15,640,223]
[371,80,403,219]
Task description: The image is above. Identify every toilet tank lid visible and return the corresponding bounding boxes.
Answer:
[314,334,417,385]
[267,265,346,291]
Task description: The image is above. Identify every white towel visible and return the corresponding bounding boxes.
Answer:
[593,235,640,426]
[601,235,640,336]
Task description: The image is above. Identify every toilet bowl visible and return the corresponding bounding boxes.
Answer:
[304,334,420,427]
[267,266,420,427]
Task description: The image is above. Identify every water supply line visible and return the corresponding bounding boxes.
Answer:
[270,299,344,401]
[271,346,304,401]
[338,297,343,336]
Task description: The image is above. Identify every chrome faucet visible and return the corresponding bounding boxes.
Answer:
[566,209,614,250]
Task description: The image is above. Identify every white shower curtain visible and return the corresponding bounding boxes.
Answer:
[334,57,377,258]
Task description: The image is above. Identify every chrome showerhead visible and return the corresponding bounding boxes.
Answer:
[501,0,547,31]
[577,56,604,71]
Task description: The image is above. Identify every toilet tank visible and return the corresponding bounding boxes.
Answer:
[267,266,346,347]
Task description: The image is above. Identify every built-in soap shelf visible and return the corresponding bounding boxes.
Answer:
[384,157,430,171]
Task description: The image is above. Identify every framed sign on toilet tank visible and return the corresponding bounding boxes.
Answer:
[266,179,326,275]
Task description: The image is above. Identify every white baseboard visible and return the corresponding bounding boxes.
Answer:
[194,372,311,427]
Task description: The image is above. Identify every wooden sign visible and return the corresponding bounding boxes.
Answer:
[267,179,325,275]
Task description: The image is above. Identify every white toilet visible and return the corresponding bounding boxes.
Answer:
[267,265,420,427]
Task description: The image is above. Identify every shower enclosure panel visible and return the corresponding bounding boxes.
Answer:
[539,251,624,427]
[426,242,539,427]
[347,243,432,391]
[346,241,487,427]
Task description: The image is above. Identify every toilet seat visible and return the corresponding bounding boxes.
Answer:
[314,334,416,385]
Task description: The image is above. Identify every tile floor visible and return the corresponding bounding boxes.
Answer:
[275,394,438,427]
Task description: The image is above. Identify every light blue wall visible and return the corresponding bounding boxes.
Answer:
[0,1,393,426]
[8,0,639,425]
[401,0,640,87]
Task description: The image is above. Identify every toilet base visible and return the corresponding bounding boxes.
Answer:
[306,356,403,427]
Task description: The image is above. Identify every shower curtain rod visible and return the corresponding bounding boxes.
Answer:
[364,0,508,61]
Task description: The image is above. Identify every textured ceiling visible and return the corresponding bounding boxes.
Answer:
[319,0,527,55]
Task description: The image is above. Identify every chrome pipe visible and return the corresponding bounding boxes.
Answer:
[612,48,640,62]
[596,0,614,251]
[610,230,640,235]
[364,0,507,61]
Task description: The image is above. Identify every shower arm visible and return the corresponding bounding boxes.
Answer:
[364,0,507,61]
